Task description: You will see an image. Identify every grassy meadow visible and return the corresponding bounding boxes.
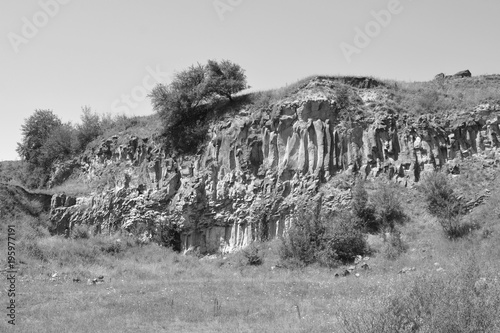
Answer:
[2,176,500,333]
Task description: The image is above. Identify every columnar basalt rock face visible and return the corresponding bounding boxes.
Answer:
[48,79,500,253]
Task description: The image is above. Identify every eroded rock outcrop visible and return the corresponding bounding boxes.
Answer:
[48,78,500,253]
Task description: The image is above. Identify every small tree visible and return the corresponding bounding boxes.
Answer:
[41,123,78,165]
[16,109,62,166]
[16,110,64,187]
[76,106,102,151]
[418,172,473,239]
[370,182,405,232]
[336,85,350,109]
[206,59,247,101]
[351,178,376,230]
[149,60,247,153]
[279,207,366,268]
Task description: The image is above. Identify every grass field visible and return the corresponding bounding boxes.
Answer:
[2,181,500,332]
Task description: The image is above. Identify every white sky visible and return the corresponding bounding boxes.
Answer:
[1,0,500,161]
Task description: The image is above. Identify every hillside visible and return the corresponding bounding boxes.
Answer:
[3,74,500,332]
[39,74,500,253]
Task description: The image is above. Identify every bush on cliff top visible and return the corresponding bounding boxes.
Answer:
[149,59,247,154]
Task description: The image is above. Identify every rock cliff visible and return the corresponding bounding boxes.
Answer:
[48,77,500,253]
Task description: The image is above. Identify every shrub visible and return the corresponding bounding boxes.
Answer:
[418,171,458,217]
[71,224,90,239]
[351,178,376,231]
[418,172,473,239]
[370,182,405,231]
[205,59,247,102]
[76,106,103,151]
[16,109,65,187]
[354,181,405,233]
[336,85,350,110]
[383,229,408,260]
[322,212,367,265]
[340,254,500,332]
[242,243,263,266]
[279,208,366,268]
[417,89,440,112]
[155,223,182,252]
[439,213,477,239]
[279,207,324,267]
[149,60,246,153]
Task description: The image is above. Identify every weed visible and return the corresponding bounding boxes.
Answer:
[242,243,263,266]
[71,224,90,239]
[340,253,500,332]
[383,229,408,260]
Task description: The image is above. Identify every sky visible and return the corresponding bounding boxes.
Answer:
[1,0,500,161]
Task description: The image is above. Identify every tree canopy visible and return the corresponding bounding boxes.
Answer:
[149,59,247,153]
[16,109,62,166]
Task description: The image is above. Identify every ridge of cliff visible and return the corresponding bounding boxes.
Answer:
[47,75,500,253]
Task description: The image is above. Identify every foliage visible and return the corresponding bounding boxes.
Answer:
[16,109,62,164]
[149,60,246,153]
[155,223,182,252]
[206,59,247,101]
[279,207,366,268]
[76,106,103,151]
[341,254,500,333]
[351,178,376,230]
[15,110,81,187]
[41,123,78,162]
[321,212,367,265]
[351,179,404,233]
[241,243,263,266]
[71,224,90,240]
[418,172,474,239]
[370,182,405,232]
[416,89,440,112]
[383,229,408,260]
[418,171,458,217]
[336,85,350,109]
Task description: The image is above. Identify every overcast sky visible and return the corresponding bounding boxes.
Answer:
[1,0,500,161]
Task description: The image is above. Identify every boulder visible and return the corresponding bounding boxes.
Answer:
[453,70,472,78]
[434,73,445,80]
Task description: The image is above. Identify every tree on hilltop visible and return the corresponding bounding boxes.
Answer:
[149,59,247,153]
[16,109,62,166]
[205,59,247,101]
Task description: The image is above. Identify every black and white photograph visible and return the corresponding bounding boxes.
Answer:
[1,0,500,332]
